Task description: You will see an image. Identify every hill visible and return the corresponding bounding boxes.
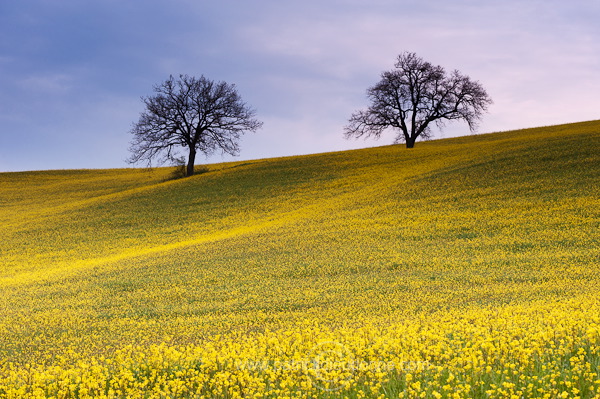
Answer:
[0,120,599,398]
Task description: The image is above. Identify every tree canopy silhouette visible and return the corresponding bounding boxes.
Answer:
[128,74,262,176]
[345,52,492,148]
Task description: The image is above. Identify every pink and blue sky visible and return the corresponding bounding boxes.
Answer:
[1,0,598,171]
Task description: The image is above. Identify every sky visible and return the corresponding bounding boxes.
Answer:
[0,0,599,172]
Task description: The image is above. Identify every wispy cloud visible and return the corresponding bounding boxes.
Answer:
[18,73,74,93]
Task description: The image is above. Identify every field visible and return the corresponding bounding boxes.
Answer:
[0,120,599,398]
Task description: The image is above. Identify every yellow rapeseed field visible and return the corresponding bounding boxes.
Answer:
[0,121,599,398]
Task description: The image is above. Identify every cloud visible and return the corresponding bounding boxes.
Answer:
[18,73,74,93]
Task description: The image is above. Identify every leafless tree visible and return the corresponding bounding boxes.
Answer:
[128,74,262,176]
[345,52,492,148]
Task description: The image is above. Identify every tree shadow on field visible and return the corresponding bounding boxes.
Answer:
[167,164,210,181]
[165,160,260,181]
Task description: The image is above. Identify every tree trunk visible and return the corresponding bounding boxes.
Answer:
[405,137,416,148]
[187,149,196,177]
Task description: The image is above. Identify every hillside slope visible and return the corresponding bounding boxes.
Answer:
[0,120,599,398]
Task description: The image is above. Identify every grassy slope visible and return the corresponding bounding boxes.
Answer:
[0,120,599,396]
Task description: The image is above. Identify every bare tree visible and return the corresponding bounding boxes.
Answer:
[345,52,492,148]
[128,74,263,176]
